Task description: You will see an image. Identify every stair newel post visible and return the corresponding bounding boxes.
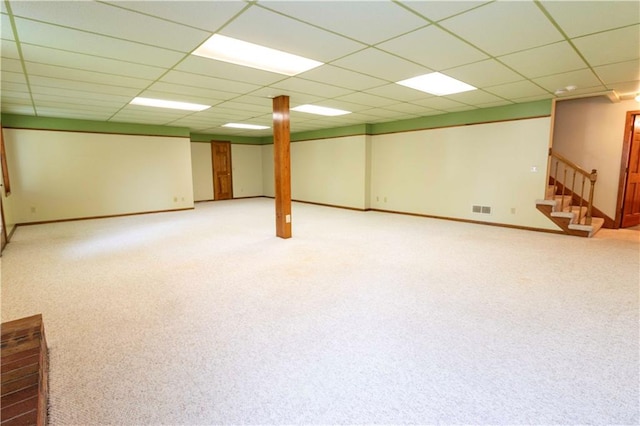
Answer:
[586,169,597,226]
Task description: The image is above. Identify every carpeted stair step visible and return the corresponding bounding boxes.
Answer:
[569,216,605,237]
[552,195,572,212]
[545,185,556,200]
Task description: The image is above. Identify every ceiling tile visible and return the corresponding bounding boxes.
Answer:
[484,80,549,99]
[32,98,117,114]
[269,78,354,98]
[440,1,563,56]
[175,56,287,86]
[1,58,22,73]
[136,90,218,108]
[1,81,28,92]
[381,102,441,116]
[594,60,640,85]
[1,39,19,58]
[573,25,640,67]
[364,83,431,102]
[331,48,431,82]
[216,101,272,115]
[145,82,239,103]
[25,63,152,89]
[411,97,468,111]
[377,25,488,70]
[260,1,427,45]
[2,91,31,102]
[298,99,373,114]
[35,107,113,121]
[31,92,124,109]
[160,70,261,95]
[28,75,141,97]
[21,44,166,80]
[105,1,248,33]
[475,100,514,109]
[248,88,323,106]
[297,65,387,91]
[1,70,28,84]
[112,105,193,119]
[220,6,365,63]
[399,1,491,22]
[444,59,523,88]
[499,41,587,79]
[332,92,399,108]
[10,1,209,52]
[13,18,185,68]
[0,104,35,115]
[446,90,506,105]
[28,85,131,103]
[541,1,640,38]
[532,69,605,93]
[606,81,640,95]
[1,13,14,40]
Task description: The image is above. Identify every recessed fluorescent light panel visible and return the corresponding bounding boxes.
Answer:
[223,123,270,130]
[130,97,210,111]
[396,72,476,96]
[192,34,323,76]
[291,104,351,116]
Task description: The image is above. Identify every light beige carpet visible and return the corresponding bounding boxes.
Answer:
[1,198,638,424]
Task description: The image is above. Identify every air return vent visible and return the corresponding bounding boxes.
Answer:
[472,205,491,214]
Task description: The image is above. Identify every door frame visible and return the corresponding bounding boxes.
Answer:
[615,109,640,228]
[211,140,233,200]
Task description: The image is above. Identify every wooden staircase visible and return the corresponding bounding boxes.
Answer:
[536,150,604,238]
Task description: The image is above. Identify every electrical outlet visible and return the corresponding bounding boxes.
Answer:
[30,206,36,214]
[285,214,291,223]
[511,207,516,214]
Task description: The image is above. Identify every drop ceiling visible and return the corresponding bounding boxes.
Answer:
[1,0,639,137]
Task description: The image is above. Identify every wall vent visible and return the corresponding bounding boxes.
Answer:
[472,205,492,214]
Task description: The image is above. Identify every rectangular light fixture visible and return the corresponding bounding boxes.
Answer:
[130,97,210,111]
[396,72,476,96]
[222,123,270,130]
[192,34,323,76]
[291,104,351,116]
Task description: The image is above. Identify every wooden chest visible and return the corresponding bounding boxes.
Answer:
[1,314,48,426]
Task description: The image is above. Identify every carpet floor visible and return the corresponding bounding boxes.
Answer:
[1,198,638,425]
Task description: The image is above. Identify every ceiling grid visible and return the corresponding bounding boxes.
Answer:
[0,0,638,136]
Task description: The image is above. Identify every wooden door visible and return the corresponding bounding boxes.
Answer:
[211,141,233,200]
[621,114,640,227]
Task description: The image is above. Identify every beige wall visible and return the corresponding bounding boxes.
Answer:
[0,153,17,237]
[190,142,213,201]
[4,129,194,223]
[291,135,369,209]
[552,97,638,219]
[370,117,556,229]
[262,144,274,197]
[231,144,263,198]
[261,136,369,209]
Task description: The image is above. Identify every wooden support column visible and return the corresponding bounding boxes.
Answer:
[273,95,292,239]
